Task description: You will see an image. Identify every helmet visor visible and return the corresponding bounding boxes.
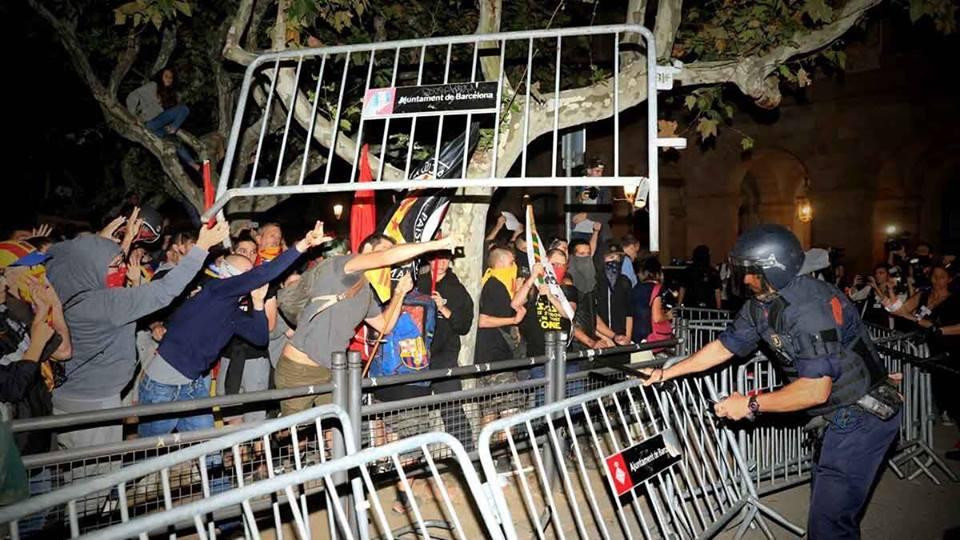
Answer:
[729,255,768,298]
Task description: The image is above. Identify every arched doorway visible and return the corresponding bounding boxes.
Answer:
[730,149,811,248]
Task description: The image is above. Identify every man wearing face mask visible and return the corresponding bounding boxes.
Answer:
[567,239,623,351]
[522,249,579,366]
[595,245,634,344]
[136,222,330,436]
[476,247,528,364]
[46,220,229,449]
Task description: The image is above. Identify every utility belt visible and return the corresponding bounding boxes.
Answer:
[854,381,902,421]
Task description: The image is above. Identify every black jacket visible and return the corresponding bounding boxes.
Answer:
[416,271,474,369]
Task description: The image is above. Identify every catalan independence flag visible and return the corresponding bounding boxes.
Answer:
[525,205,574,319]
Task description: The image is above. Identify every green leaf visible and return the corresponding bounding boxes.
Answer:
[173,1,192,17]
[697,118,719,140]
[684,95,697,110]
[803,0,834,24]
[909,0,926,22]
[115,10,127,25]
[778,64,795,82]
[339,118,352,131]
[741,136,755,151]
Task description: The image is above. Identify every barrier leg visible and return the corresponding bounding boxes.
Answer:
[347,352,368,540]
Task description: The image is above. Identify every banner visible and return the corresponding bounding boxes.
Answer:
[363,82,498,119]
[525,205,574,320]
[367,122,480,302]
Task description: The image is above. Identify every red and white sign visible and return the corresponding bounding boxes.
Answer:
[605,452,634,496]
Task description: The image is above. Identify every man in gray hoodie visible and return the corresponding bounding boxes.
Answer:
[46,221,228,449]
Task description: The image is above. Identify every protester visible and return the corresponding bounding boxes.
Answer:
[412,249,474,439]
[125,68,199,171]
[620,234,642,287]
[46,217,229,448]
[595,245,634,343]
[678,245,722,309]
[274,234,455,417]
[630,256,673,347]
[136,222,329,436]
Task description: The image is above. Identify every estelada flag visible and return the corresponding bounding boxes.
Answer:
[366,122,480,302]
[350,145,377,253]
[526,205,574,319]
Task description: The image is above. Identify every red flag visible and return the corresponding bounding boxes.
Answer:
[350,145,376,253]
[202,161,216,227]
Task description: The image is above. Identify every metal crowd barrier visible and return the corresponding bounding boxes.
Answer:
[0,404,353,539]
[476,362,804,539]
[735,357,813,495]
[867,324,958,486]
[58,432,503,540]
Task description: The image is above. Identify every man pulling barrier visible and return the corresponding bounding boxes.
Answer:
[640,224,902,540]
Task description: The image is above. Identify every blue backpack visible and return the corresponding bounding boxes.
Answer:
[368,292,437,385]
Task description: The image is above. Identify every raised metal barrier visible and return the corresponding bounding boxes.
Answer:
[476,365,804,539]
[211,24,671,251]
[0,405,353,539]
[75,432,504,540]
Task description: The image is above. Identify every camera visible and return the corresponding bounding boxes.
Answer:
[661,287,679,310]
[884,239,903,253]
[578,187,600,203]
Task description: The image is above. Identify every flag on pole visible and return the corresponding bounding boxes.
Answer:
[350,145,377,253]
[526,205,575,319]
[202,161,216,227]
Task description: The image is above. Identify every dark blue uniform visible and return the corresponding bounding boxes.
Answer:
[719,275,900,539]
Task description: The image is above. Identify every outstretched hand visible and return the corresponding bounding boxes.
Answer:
[296,221,333,252]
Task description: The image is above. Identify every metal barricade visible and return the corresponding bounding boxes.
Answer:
[0,404,353,539]
[735,357,813,495]
[210,24,673,251]
[867,325,958,485]
[476,369,804,539]
[75,432,505,540]
[675,307,734,327]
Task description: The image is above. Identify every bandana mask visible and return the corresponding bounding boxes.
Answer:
[551,263,567,284]
[482,263,518,294]
[218,261,245,278]
[604,260,621,289]
[257,246,282,264]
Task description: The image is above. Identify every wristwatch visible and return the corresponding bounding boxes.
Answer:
[747,395,760,415]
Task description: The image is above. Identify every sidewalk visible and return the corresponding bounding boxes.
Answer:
[723,424,960,539]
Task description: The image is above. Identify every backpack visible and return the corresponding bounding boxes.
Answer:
[367,292,437,385]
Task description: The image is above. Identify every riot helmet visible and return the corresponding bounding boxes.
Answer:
[729,224,804,297]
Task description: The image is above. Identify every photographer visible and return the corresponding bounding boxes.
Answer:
[849,264,898,328]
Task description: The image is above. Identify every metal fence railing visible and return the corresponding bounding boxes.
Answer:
[476,363,805,539]
[0,405,353,539]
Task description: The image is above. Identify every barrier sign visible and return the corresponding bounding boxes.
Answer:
[363,81,499,118]
[605,430,682,496]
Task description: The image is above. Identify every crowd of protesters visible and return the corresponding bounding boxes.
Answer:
[1,178,959,509]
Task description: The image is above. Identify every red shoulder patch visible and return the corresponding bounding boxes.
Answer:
[830,296,844,325]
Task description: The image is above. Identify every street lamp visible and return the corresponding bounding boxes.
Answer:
[796,196,813,223]
[333,203,344,220]
[885,224,897,236]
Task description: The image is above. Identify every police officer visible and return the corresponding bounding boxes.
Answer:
[643,224,901,539]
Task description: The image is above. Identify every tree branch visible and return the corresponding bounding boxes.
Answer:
[223,0,258,65]
[652,0,683,61]
[271,0,288,50]
[678,0,881,107]
[27,0,204,211]
[245,0,272,50]
[109,30,140,98]
[148,26,178,78]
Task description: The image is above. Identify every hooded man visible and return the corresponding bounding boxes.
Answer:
[46,221,229,449]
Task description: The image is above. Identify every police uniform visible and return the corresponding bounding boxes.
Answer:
[719,274,901,539]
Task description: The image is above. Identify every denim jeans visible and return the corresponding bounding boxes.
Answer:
[137,374,214,437]
[808,405,901,539]
[145,105,197,167]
